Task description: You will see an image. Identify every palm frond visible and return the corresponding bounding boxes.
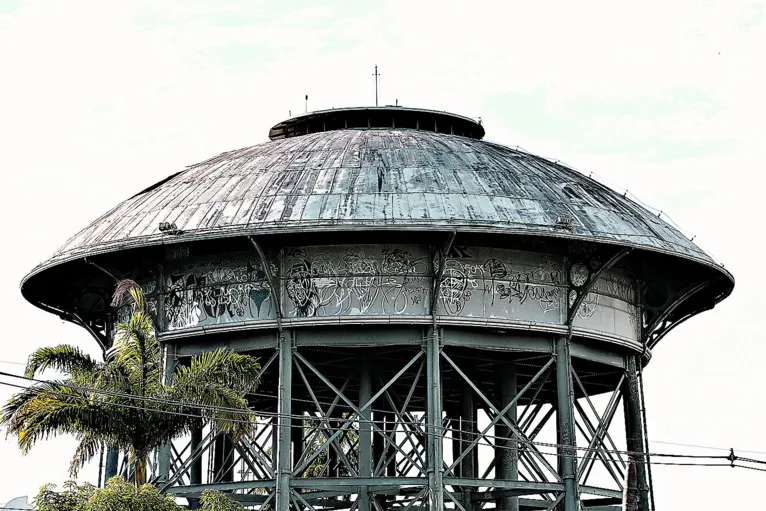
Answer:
[174,348,261,395]
[1,380,132,453]
[25,344,100,378]
[111,279,146,312]
[70,433,103,477]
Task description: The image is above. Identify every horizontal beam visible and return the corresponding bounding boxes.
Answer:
[292,477,426,488]
[444,478,562,494]
[166,479,276,494]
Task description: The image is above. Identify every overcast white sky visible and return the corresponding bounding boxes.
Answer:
[1,0,764,508]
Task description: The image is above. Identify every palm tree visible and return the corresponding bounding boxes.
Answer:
[1,280,261,485]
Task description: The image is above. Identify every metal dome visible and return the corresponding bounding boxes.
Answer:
[29,117,722,272]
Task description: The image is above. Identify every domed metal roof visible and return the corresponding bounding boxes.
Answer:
[33,123,720,276]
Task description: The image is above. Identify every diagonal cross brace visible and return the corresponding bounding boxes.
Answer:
[294,350,427,474]
[446,357,555,475]
[441,352,560,482]
[577,375,624,482]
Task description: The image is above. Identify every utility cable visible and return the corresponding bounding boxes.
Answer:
[0,375,746,466]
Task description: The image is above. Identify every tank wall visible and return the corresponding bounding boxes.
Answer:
[120,244,639,344]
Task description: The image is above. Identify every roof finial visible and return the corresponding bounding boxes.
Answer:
[372,65,380,107]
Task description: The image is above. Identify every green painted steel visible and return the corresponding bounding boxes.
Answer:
[276,332,292,511]
[496,361,519,511]
[623,355,650,511]
[556,336,580,510]
[426,334,444,511]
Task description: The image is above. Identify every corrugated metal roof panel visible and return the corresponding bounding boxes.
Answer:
[34,128,718,269]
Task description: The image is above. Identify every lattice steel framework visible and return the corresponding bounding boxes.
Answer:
[149,248,658,511]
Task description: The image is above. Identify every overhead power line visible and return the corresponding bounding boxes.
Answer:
[1,373,764,475]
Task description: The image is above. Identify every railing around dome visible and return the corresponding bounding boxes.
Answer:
[268,107,485,141]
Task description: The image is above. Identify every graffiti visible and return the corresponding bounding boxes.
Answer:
[283,246,430,317]
[163,255,273,331]
[600,271,636,304]
[439,260,480,315]
[150,244,638,340]
[569,289,599,319]
[439,249,564,316]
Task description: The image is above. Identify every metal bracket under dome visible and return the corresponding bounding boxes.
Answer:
[84,257,122,283]
[430,231,457,320]
[643,281,711,349]
[248,236,284,332]
[566,247,633,338]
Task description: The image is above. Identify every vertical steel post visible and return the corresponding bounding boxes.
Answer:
[157,342,176,483]
[187,425,204,510]
[556,336,579,510]
[461,382,476,511]
[105,448,119,481]
[496,362,518,511]
[276,332,293,511]
[373,408,385,509]
[450,410,461,478]
[329,409,339,478]
[293,404,304,474]
[359,355,372,511]
[272,416,279,473]
[190,425,203,485]
[623,355,650,511]
[213,434,234,482]
[426,334,444,511]
[385,411,396,477]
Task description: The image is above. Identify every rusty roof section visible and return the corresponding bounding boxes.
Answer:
[25,127,728,282]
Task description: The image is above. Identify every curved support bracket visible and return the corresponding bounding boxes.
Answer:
[70,310,109,352]
[248,236,284,333]
[643,281,711,349]
[566,248,633,338]
[430,231,457,319]
[84,257,121,283]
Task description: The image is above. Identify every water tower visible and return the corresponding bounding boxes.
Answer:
[21,106,733,510]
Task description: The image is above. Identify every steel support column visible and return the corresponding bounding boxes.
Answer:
[461,382,476,511]
[157,342,176,483]
[384,411,396,478]
[426,335,443,511]
[213,434,234,483]
[556,337,579,510]
[359,355,372,511]
[293,405,304,474]
[276,332,293,511]
[105,447,119,481]
[190,426,203,485]
[623,355,650,511]
[496,362,518,511]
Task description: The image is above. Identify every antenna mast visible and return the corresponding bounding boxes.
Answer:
[372,65,380,106]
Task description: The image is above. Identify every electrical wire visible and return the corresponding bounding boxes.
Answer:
[0,370,718,461]
[0,364,754,467]
[0,375,751,468]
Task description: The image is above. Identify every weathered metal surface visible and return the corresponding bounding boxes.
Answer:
[30,128,722,277]
[132,243,639,343]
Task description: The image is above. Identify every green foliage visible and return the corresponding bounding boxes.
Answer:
[87,477,180,511]
[2,279,261,485]
[33,480,94,511]
[200,489,246,510]
[32,478,180,511]
[31,478,246,511]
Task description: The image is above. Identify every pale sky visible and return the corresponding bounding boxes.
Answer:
[1,1,764,508]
